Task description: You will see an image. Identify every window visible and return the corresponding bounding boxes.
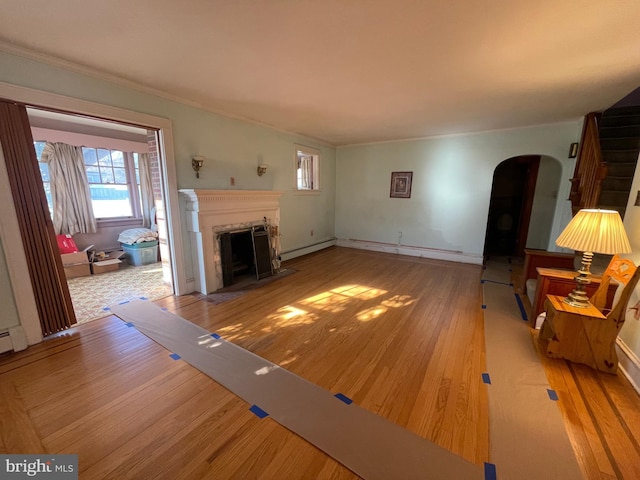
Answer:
[35,141,142,221]
[82,147,140,219]
[295,145,320,191]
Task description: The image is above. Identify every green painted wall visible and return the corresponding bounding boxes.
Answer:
[335,122,582,259]
[0,51,336,283]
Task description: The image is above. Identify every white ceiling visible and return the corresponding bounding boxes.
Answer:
[1,0,640,146]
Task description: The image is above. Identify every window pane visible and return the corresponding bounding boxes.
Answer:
[97,149,112,166]
[34,141,46,159]
[113,167,127,184]
[83,147,98,166]
[111,150,125,167]
[42,182,53,217]
[39,162,50,182]
[85,166,101,183]
[89,184,132,218]
[100,167,114,184]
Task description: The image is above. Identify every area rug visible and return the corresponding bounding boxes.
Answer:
[67,262,173,324]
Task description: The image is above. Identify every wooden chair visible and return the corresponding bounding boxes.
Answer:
[589,254,636,312]
[540,261,639,374]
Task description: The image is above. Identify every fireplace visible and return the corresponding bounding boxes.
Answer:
[179,190,283,293]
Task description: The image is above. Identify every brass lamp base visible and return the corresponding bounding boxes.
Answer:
[563,290,591,308]
[563,251,593,308]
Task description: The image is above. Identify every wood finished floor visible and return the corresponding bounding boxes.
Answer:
[0,247,639,479]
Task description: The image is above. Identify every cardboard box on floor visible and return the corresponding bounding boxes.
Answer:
[61,251,91,279]
[91,250,125,275]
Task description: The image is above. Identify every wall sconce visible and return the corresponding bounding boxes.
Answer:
[192,156,205,178]
[257,164,268,176]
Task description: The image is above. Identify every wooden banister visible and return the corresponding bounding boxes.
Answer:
[569,113,607,215]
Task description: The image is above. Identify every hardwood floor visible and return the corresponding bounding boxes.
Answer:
[512,261,640,480]
[1,247,639,479]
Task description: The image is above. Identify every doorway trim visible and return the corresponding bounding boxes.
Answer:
[0,81,187,339]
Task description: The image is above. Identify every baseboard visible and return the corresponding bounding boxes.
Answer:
[616,337,640,395]
[335,238,483,265]
[280,239,336,261]
[0,326,28,354]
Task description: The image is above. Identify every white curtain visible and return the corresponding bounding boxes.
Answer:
[299,156,313,189]
[40,142,97,235]
[138,153,155,229]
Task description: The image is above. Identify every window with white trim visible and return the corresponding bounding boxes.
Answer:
[295,145,320,191]
[35,141,142,221]
[82,147,141,219]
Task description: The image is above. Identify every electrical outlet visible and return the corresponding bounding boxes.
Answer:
[230,177,235,186]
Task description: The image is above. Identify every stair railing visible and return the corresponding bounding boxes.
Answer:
[569,113,607,215]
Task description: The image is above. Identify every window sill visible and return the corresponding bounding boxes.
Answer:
[293,189,322,196]
[96,217,143,228]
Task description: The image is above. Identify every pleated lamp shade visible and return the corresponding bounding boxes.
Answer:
[556,209,631,254]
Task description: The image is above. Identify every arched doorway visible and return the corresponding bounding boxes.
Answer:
[484,155,540,258]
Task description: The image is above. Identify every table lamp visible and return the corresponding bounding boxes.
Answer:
[555,209,631,308]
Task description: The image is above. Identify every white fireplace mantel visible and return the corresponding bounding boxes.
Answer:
[179,189,283,293]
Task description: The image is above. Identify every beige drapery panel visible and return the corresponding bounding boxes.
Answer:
[138,152,155,229]
[40,142,97,235]
[299,156,312,189]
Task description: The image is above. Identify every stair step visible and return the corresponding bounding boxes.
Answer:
[599,125,640,138]
[601,150,639,163]
[600,114,640,128]
[601,177,633,191]
[598,190,630,206]
[600,137,640,151]
[603,105,640,117]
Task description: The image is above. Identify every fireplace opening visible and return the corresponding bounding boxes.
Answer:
[219,226,273,288]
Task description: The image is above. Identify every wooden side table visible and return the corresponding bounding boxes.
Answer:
[530,268,616,325]
[539,295,618,373]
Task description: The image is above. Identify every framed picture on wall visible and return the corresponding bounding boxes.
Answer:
[390,171,413,198]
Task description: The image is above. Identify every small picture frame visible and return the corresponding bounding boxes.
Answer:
[390,171,413,198]
[569,142,579,158]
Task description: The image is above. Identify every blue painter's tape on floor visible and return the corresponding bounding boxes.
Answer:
[334,393,353,405]
[547,389,559,401]
[102,307,111,311]
[250,404,269,418]
[139,296,148,300]
[125,322,134,327]
[211,333,221,339]
[514,294,528,321]
[484,462,497,480]
[118,300,130,305]
[169,353,181,360]
[161,307,168,311]
[482,373,491,384]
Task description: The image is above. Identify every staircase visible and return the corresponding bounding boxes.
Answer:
[597,105,640,218]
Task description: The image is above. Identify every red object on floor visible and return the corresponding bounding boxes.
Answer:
[56,234,78,254]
